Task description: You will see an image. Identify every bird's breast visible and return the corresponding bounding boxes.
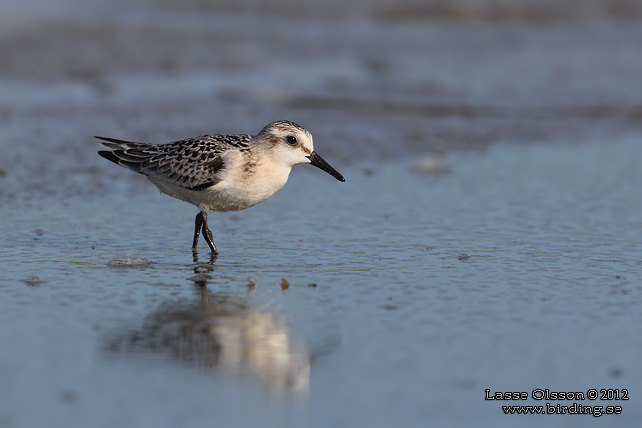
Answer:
[202,160,292,212]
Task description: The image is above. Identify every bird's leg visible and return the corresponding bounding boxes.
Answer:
[200,212,218,254]
[192,212,204,251]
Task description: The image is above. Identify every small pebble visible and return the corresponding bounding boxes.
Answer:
[59,390,77,404]
[609,367,623,379]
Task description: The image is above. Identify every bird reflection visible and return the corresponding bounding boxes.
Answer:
[106,255,310,393]
[189,250,217,287]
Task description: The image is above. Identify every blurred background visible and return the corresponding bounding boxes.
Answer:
[1,1,642,427]
[2,0,642,193]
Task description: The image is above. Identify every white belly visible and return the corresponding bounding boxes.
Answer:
[200,179,286,212]
[149,160,292,212]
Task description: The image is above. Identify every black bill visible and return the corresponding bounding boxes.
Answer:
[307,151,345,182]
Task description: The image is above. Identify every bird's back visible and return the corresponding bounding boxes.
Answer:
[97,134,251,191]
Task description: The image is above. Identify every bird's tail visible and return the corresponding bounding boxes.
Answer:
[95,136,154,172]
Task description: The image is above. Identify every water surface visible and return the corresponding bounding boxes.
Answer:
[2,137,641,427]
[1,1,642,426]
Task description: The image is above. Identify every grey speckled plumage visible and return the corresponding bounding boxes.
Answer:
[97,134,250,191]
[97,120,345,254]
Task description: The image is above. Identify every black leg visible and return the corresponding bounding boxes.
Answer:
[200,212,218,254]
[192,212,204,250]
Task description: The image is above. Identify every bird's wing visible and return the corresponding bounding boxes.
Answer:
[96,134,250,190]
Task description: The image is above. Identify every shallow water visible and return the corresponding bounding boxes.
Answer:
[2,1,642,426]
[2,136,641,427]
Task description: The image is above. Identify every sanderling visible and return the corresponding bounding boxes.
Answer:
[97,120,345,254]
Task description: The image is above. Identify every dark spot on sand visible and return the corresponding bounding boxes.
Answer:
[22,276,43,286]
[609,367,623,379]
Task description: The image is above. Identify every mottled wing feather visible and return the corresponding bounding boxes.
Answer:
[96,134,251,190]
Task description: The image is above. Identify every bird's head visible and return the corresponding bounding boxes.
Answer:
[255,120,345,182]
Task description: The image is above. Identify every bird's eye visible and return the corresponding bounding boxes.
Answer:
[286,136,297,145]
